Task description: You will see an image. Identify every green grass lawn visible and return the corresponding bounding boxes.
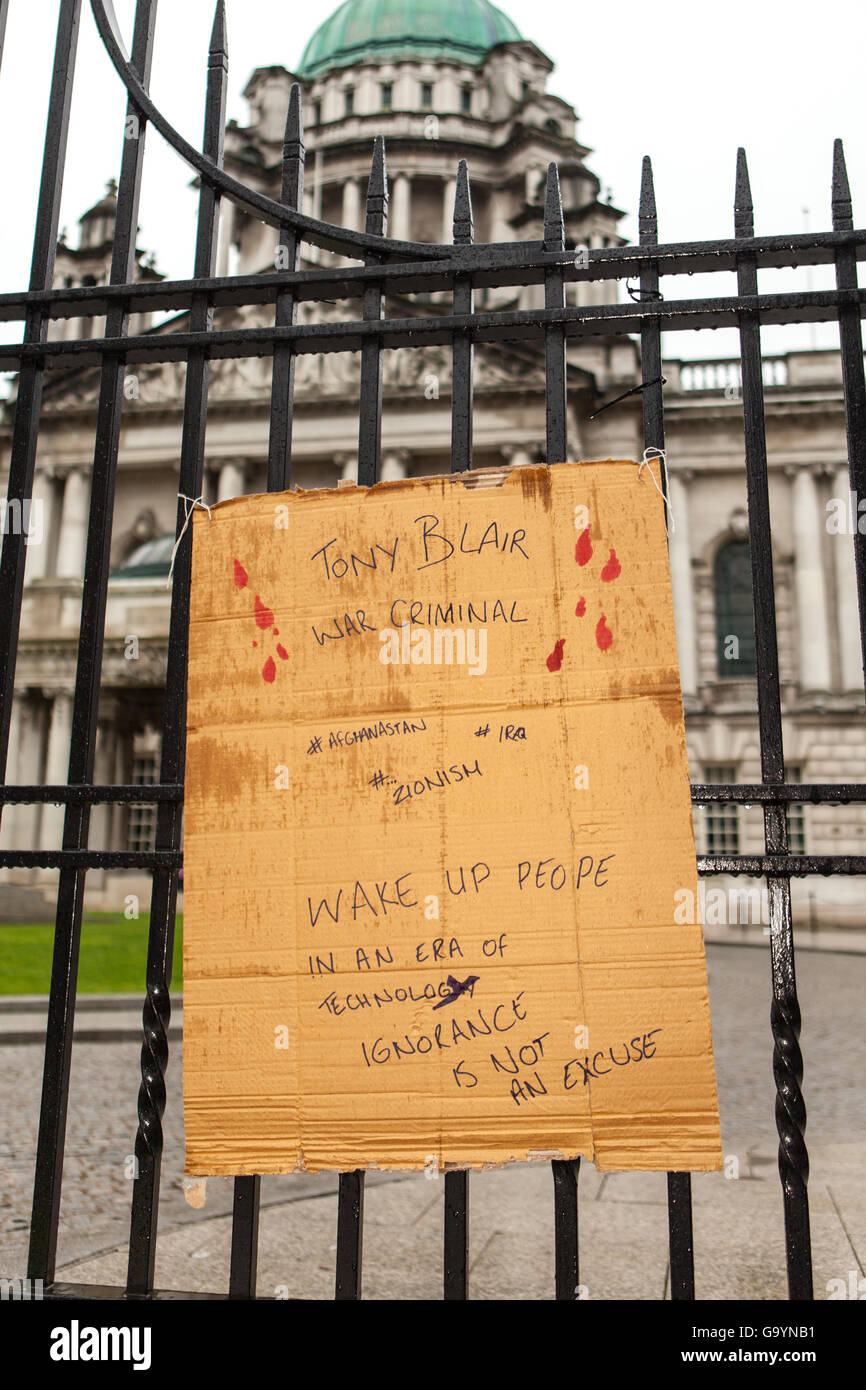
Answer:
[0,913,183,995]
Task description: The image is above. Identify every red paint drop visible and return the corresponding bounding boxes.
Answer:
[546,638,566,672]
[272,628,279,636]
[254,595,274,629]
[575,527,593,566]
[233,559,248,589]
[575,597,586,617]
[276,643,288,660]
[262,655,276,683]
[596,615,613,651]
[252,641,257,648]
[601,548,621,582]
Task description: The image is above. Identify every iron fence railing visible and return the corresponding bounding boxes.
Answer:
[0,0,864,1302]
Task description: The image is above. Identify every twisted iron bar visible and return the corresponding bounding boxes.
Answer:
[772,995,808,1187]
[771,988,811,1299]
[135,981,170,1178]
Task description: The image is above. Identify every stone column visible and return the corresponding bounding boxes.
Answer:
[442,176,457,243]
[667,470,698,698]
[6,694,24,793]
[565,404,583,462]
[304,151,323,266]
[11,696,44,859]
[380,450,409,482]
[313,149,323,221]
[202,463,221,509]
[217,459,247,503]
[0,694,23,862]
[55,468,90,581]
[488,192,512,245]
[217,197,236,277]
[38,689,74,862]
[342,177,361,233]
[502,444,533,470]
[790,465,832,691]
[831,464,864,690]
[89,716,117,894]
[26,468,61,581]
[391,173,411,242]
[109,731,130,869]
[336,452,357,484]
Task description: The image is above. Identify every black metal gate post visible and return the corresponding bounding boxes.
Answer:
[734,149,811,1299]
[126,0,227,1297]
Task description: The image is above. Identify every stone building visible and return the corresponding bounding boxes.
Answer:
[0,0,862,928]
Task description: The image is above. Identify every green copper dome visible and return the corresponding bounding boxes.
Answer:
[298,0,523,77]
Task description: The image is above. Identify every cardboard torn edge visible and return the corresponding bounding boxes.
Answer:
[191,459,658,523]
[185,1138,723,1179]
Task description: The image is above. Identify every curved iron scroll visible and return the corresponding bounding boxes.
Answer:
[91,0,455,263]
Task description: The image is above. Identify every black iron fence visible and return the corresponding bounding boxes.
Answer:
[0,0,864,1302]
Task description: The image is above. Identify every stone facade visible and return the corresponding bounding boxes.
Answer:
[0,3,862,927]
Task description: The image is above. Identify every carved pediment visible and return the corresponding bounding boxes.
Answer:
[38,300,547,412]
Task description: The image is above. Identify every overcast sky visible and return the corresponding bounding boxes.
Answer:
[0,0,862,360]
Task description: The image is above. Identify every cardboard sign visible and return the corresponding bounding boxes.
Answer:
[182,461,722,1176]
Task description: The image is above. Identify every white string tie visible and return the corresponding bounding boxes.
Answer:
[638,448,675,537]
[166,494,213,588]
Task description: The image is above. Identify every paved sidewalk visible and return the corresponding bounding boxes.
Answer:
[1,945,864,1299]
[702,924,866,953]
[0,994,183,1046]
[48,1140,866,1300]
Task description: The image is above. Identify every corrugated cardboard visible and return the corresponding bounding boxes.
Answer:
[182,461,722,1175]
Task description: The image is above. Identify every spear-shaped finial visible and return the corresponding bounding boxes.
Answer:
[282,82,305,210]
[365,135,388,236]
[452,159,474,245]
[639,156,657,245]
[734,147,753,238]
[209,0,228,65]
[831,138,853,231]
[543,162,564,251]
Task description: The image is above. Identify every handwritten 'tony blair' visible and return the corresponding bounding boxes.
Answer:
[309,512,530,579]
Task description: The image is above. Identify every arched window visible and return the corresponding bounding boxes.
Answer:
[714,539,757,676]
